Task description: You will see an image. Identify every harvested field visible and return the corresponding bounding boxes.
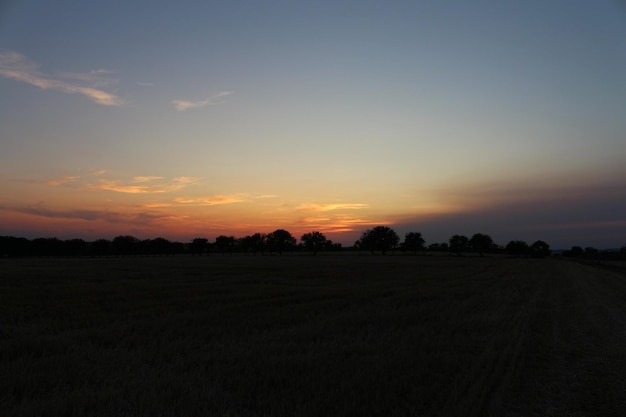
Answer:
[1,255,625,416]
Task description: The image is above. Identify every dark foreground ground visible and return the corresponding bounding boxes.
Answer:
[1,255,625,416]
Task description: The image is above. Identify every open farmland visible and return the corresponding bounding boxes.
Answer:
[1,255,625,416]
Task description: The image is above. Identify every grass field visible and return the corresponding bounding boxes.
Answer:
[2,255,625,416]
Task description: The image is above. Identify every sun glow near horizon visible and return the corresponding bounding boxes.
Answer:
[1,0,625,248]
[0,167,464,244]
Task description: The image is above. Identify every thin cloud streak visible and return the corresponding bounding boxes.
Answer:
[90,176,196,194]
[174,193,250,206]
[173,193,278,206]
[2,204,180,225]
[13,176,80,187]
[298,203,369,212]
[11,172,198,194]
[44,176,79,186]
[56,69,117,87]
[172,91,233,111]
[133,176,164,183]
[300,213,381,234]
[0,49,125,106]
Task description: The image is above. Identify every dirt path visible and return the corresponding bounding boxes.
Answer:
[506,260,626,416]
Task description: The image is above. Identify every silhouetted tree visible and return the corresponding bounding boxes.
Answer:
[171,241,185,255]
[266,229,296,254]
[138,239,151,255]
[215,235,236,255]
[65,238,87,256]
[149,237,172,255]
[328,242,342,251]
[449,235,469,256]
[469,233,494,257]
[530,240,551,258]
[401,232,425,254]
[112,235,140,256]
[359,226,400,255]
[301,231,329,255]
[32,237,64,257]
[89,239,111,256]
[190,238,209,256]
[0,236,31,257]
[563,245,584,258]
[428,242,449,252]
[585,247,599,257]
[236,237,248,254]
[506,240,530,257]
[240,233,266,255]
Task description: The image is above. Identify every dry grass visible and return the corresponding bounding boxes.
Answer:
[1,255,625,416]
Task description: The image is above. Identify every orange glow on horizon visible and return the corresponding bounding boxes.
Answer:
[0,170,505,245]
[0,201,403,245]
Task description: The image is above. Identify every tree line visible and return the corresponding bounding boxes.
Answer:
[0,229,339,258]
[355,227,553,257]
[1,226,624,258]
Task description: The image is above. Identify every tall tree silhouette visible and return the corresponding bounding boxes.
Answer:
[190,238,209,256]
[266,229,296,255]
[112,235,140,256]
[215,235,236,255]
[401,232,425,254]
[301,231,329,255]
[506,240,530,257]
[241,233,266,255]
[32,237,63,257]
[428,242,449,252]
[148,237,172,256]
[530,240,551,258]
[449,235,469,256]
[469,233,494,257]
[65,238,88,256]
[90,239,111,256]
[359,226,400,255]
[0,236,31,257]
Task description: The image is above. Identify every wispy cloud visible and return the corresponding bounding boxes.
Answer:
[174,193,249,206]
[0,49,125,106]
[44,176,79,186]
[172,192,277,206]
[56,68,117,87]
[172,91,233,111]
[14,175,80,187]
[90,176,196,194]
[3,204,181,225]
[298,202,377,232]
[132,176,164,183]
[12,172,198,194]
[298,203,369,212]
[142,202,174,208]
[300,214,379,233]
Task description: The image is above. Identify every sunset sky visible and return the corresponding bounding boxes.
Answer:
[1,0,625,248]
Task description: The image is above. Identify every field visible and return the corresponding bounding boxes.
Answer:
[2,254,626,416]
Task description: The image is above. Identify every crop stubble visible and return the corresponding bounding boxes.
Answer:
[1,255,625,416]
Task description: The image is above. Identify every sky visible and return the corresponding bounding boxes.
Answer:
[1,0,625,249]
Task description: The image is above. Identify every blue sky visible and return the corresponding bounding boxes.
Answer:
[1,0,625,248]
